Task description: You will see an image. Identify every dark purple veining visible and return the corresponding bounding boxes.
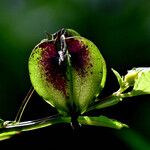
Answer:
[39,41,67,96]
[38,37,91,96]
[66,38,90,77]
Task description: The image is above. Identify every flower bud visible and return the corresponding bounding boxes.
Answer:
[125,67,150,86]
[28,29,106,116]
[124,70,139,86]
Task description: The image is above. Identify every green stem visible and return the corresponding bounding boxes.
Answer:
[120,92,135,98]
[86,84,130,113]
[0,115,71,140]
[87,94,122,112]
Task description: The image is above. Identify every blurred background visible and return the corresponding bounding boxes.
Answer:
[0,0,150,149]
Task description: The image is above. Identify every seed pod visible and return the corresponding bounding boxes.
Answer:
[28,29,106,116]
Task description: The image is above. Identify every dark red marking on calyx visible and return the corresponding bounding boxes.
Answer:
[66,38,90,77]
[39,41,67,96]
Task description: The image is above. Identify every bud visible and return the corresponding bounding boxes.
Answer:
[124,67,150,86]
[28,29,106,116]
[124,69,139,86]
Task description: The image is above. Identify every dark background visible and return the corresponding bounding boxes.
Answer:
[0,0,150,149]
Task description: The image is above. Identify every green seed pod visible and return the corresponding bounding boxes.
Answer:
[28,29,106,116]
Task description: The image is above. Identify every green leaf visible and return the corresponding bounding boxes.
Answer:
[123,67,150,97]
[133,68,150,94]
[78,115,128,129]
[112,68,124,88]
[0,131,19,141]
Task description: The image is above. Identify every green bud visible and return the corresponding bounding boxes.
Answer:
[124,70,138,86]
[124,67,150,86]
[28,29,106,116]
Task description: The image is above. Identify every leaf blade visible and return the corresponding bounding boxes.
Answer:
[123,67,150,97]
[78,115,128,129]
[112,68,124,87]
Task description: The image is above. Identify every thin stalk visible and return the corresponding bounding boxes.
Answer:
[15,87,34,123]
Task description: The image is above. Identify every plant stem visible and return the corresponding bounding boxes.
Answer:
[86,94,122,113]
[86,84,131,113]
[0,115,71,139]
[14,87,34,123]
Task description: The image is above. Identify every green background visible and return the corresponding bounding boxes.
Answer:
[0,0,150,149]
